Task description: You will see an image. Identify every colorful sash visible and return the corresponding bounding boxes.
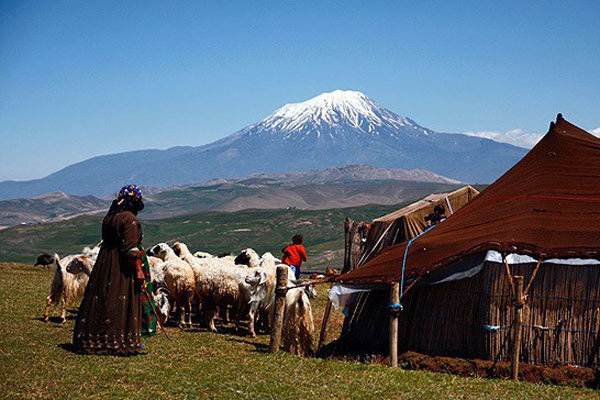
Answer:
[139,248,157,337]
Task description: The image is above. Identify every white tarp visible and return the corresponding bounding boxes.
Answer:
[328,284,377,310]
[328,250,600,309]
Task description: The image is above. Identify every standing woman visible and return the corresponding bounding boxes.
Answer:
[73,185,156,354]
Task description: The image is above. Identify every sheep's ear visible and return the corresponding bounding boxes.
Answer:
[259,271,268,286]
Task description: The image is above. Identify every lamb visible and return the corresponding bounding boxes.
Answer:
[153,287,171,324]
[282,284,316,356]
[43,253,93,323]
[147,243,195,328]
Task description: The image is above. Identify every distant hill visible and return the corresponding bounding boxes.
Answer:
[143,179,460,218]
[0,165,461,225]
[0,203,406,268]
[0,90,527,200]
[0,191,108,227]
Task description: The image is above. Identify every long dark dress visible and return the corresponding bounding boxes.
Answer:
[73,209,142,354]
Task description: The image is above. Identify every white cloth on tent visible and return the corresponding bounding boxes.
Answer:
[328,250,600,309]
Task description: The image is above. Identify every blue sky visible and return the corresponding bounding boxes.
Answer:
[1,1,599,181]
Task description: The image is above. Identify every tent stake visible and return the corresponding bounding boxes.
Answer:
[269,266,288,353]
[511,276,524,380]
[389,281,400,368]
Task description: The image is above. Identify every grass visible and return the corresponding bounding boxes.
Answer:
[0,263,597,400]
[0,203,404,269]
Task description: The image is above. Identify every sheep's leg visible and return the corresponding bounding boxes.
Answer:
[205,306,218,332]
[247,303,258,337]
[247,311,256,337]
[224,306,230,324]
[60,298,67,323]
[178,301,186,329]
[186,298,193,327]
[44,296,52,322]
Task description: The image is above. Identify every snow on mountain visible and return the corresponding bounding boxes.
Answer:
[247,90,432,140]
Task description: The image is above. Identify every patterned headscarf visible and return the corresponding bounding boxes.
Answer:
[107,184,144,215]
[118,184,143,202]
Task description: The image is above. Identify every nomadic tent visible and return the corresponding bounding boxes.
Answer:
[355,185,479,268]
[332,115,600,367]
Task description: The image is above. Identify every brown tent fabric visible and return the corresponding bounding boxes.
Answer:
[357,186,479,266]
[338,116,600,284]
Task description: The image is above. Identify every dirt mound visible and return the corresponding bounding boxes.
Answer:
[317,340,600,389]
[399,351,600,389]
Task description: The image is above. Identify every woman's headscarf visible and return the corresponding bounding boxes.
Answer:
[108,184,144,215]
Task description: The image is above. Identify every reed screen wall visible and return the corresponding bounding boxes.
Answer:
[341,261,600,366]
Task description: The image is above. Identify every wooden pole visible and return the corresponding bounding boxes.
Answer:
[318,298,333,351]
[389,281,400,368]
[269,266,288,353]
[511,275,524,380]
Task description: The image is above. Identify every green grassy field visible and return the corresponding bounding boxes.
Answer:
[0,263,596,399]
[0,203,403,269]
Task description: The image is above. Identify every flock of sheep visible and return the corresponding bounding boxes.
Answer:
[40,241,318,356]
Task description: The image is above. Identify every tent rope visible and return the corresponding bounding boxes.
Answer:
[396,225,437,310]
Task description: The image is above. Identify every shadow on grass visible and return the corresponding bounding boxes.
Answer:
[57,343,147,357]
[33,316,75,324]
[35,308,78,324]
[226,337,269,353]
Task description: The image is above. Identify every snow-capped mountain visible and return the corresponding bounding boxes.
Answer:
[252,90,431,140]
[0,90,527,199]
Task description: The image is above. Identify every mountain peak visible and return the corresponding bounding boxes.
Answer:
[255,89,421,138]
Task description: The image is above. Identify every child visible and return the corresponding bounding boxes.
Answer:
[281,234,307,280]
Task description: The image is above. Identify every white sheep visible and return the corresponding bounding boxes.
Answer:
[244,264,298,335]
[43,252,95,323]
[82,241,102,260]
[170,244,285,335]
[234,248,261,268]
[282,284,316,356]
[173,242,244,332]
[147,255,165,288]
[153,286,171,324]
[148,243,195,328]
[175,243,276,332]
[193,250,213,259]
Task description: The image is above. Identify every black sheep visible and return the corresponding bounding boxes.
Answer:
[35,253,55,268]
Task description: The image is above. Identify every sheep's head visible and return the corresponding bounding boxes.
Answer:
[82,242,102,260]
[172,242,190,258]
[66,256,93,276]
[245,270,269,305]
[259,252,278,268]
[234,248,260,268]
[301,282,317,299]
[147,243,170,260]
[245,270,268,288]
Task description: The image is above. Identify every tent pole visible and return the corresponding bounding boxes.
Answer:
[389,281,400,368]
[511,276,524,380]
[318,294,333,351]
